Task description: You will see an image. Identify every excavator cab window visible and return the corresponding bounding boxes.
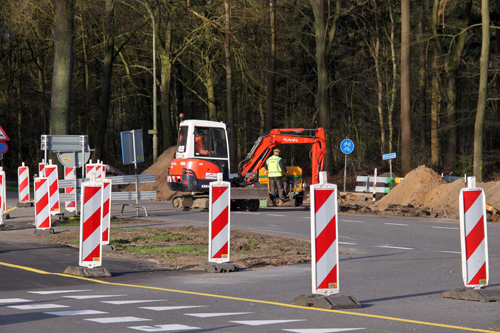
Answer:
[176,126,188,153]
[194,127,228,158]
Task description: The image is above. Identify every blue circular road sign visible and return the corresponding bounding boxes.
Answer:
[0,142,8,154]
[340,139,354,154]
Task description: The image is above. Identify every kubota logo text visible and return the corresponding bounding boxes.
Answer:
[283,137,299,143]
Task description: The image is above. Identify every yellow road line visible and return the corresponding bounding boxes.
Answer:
[0,261,496,333]
[6,206,17,214]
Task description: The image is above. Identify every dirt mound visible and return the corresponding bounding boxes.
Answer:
[124,146,178,201]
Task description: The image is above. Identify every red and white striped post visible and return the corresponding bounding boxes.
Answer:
[34,177,51,229]
[101,179,112,245]
[208,173,230,263]
[18,163,30,204]
[79,175,103,268]
[459,177,489,289]
[310,171,339,295]
[39,160,46,177]
[45,162,60,215]
[0,168,5,225]
[64,166,76,212]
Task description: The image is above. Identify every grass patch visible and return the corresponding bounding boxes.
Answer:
[121,244,206,256]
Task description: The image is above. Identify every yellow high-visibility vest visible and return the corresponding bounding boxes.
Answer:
[266,155,283,177]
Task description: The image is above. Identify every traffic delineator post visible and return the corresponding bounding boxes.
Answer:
[34,177,51,230]
[101,179,112,245]
[208,173,230,263]
[39,160,46,177]
[292,171,361,309]
[45,162,60,215]
[64,166,76,212]
[18,163,30,204]
[79,175,103,268]
[459,177,489,289]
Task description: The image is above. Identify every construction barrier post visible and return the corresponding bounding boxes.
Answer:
[208,173,230,263]
[45,161,60,215]
[64,166,76,213]
[18,162,30,205]
[101,179,112,245]
[34,177,51,229]
[459,176,489,289]
[310,171,339,295]
[79,174,103,268]
[0,168,5,225]
[39,160,46,177]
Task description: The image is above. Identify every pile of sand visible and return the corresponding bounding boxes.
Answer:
[373,165,500,219]
[124,146,178,201]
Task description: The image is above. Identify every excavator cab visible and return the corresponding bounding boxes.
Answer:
[168,120,231,193]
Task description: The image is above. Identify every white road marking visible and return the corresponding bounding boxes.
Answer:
[339,242,357,245]
[0,298,32,304]
[140,305,205,311]
[284,329,366,333]
[234,212,260,215]
[45,310,108,316]
[63,295,126,300]
[102,300,167,305]
[28,289,91,295]
[440,251,461,254]
[9,304,70,310]
[267,214,286,217]
[283,328,366,333]
[129,324,200,332]
[85,316,151,324]
[341,220,364,223]
[185,312,252,318]
[432,226,458,230]
[377,245,414,250]
[384,223,408,226]
[230,319,306,326]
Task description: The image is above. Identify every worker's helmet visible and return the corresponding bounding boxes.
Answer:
[196,131,203,137]
[273,148,280,153]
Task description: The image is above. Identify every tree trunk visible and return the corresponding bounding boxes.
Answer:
[430,50,440,167]
[265,0,276,132]
[204,53,217,121]
[159,19,175,150]
[400,0,412,174]
[93,0,114,161]
[224,0,236,171]
[310,0,331,173]
[474,0,490,181]
[50,0,74,135]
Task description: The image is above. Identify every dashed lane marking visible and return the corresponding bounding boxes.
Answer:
[9,303,70,310]
[29,289,91,295]
[0,298,32,304]
[85,316,151,324]
[102,300,167,305]
[129,324,201,332]
[267,214,286,217]
[377,245,414,250]
[63,294,126,300]
[234,212,260,215]
[341,220,364,223]
[140,305,205,311]
[339,242,357,245]
[440,251,461,254]
[185,312,252,318]
[1,261,497,333]
[44,309,108,316]
[230,319,306,326]
[432,226,459,230]
[283,329,366,333]
[384,223,408,226]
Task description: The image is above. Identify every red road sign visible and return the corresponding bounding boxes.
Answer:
[0,126,9,141]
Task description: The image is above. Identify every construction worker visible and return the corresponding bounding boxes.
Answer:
[265,148,288,206]
[195,131,210,156]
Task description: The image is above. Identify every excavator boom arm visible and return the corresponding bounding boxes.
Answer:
[237,128,326,185]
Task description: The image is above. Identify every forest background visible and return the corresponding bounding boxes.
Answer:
[0,0,499,182]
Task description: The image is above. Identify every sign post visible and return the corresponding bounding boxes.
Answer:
[382,152,397,178]
[340,139,354,192]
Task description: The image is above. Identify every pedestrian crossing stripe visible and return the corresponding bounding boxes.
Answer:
[283,329,366,333]
[102,300,167,305]
[9,304,70,310]
[63,294,126,299]
[28,289,91,295]
[129,324,201,332]
[0,298,32,303]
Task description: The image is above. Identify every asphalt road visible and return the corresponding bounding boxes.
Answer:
[1,193,500,332]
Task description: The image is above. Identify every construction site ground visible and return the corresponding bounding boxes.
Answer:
[129,147,500,222]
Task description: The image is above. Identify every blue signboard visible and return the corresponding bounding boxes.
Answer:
[383,152,397,160]
[0,142,8,154]
[340,139,354,154]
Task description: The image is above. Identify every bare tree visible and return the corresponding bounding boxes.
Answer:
[400,0,412,174]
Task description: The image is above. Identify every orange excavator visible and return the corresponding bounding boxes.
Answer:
[167,118,326,211]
